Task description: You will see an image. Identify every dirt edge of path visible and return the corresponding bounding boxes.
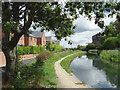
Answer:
[54,53,91,88]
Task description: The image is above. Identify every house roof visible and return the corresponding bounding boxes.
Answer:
[29,31,44,38]
[46,37,51,41]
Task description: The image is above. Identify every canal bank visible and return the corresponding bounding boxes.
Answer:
[55,53,90,88]
[70,54,119,89]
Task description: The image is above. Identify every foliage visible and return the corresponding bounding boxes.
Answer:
[17,46,25,55]
[88,49,98,55]
[46,42,51,51]
[2,1,120,84]
[99,20,120,49]
[77,45,85,50]
[18,45,45,55]
[23,46,31,54]
[86,43,95,51]
[61,51,86,73]
[50,44,63,53]
[100,50,119,63]
[14,50,78,88]
[101,37,118,50]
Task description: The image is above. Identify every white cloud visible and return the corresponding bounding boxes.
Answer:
[103,14,116,25]
[30,13,116,48]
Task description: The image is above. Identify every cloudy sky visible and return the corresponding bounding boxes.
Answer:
[31,14,116,48]
[43,14,116,48]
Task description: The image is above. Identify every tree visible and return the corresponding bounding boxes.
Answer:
[77,45,84,50]
[86,43,95,51]
[102,37,118,50]
[2,1,120,83]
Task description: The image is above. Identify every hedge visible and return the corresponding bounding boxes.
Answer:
[18,45,45,55]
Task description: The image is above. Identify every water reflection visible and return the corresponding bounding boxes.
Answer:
[70,54,119,88]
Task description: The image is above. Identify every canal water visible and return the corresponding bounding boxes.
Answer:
[70,54,119,89]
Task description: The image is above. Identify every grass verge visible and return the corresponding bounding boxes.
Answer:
[14,50,80,88]
[60,50,86,73]
[100,50,119,63]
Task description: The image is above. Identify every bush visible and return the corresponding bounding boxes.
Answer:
[39,45,45,53]
[18,45,45,55]
[18,46,25,55]
[101,37,118,50]
[100,50,119,63]
[36,51,54,65]
[50,44,63,53]
[24,46,30,54]
[86,43,95,51]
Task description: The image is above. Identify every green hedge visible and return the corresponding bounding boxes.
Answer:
[18,45,45,55]
[50,44,63,53]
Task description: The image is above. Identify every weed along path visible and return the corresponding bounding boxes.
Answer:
[54,53,89,88]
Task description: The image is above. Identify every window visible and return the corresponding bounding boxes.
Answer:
[34,38,36,42]
[31,37,32,41]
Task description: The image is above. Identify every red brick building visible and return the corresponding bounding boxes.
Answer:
[18,31,46,46]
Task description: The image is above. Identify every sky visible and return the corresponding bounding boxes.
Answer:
[43,14,116,48]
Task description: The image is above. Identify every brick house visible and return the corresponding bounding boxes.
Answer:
[18,31,46,46]
[46,37,52,44]
[24,36,37,46]
[30,31,46,46]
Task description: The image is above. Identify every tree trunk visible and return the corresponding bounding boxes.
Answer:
[2,47,16,83]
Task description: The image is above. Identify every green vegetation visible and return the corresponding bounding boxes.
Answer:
[50,44,63,53]
[86,43,95,51]
[61,51,86,73]
[46,42,51,51]
[18,45,45,55]
[14,50,78,88]
[88,49,98,55]
[100,50,119,63]
[101,37,119,50]
[77,45,86,50]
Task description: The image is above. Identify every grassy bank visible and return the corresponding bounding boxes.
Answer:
[88,49,98,55]
[60,51,86,73]
[100,50,119,63]
[14,50,80,88]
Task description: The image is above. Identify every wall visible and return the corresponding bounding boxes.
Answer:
[29,36,37,46]
[41,33,46,46]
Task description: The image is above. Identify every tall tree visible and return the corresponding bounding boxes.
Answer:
[2,1,120,83]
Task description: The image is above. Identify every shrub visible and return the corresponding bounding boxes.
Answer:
[100,50,119,63]
[24,46,30,54]
[18,45,45,55]
[36,51,53,65]
[86,43,95,51]
[50,44,63,53]
[101,37,118,50]
[18,46,25,55]
[39,45,45,53]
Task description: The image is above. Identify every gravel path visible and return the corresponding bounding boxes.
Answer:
[54,53,91,88]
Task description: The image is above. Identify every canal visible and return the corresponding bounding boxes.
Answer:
[70,54,119,89]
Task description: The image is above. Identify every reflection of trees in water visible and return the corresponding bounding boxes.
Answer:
[92,56,119,88]
[86,53,98,60]
[86,53,119,88]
